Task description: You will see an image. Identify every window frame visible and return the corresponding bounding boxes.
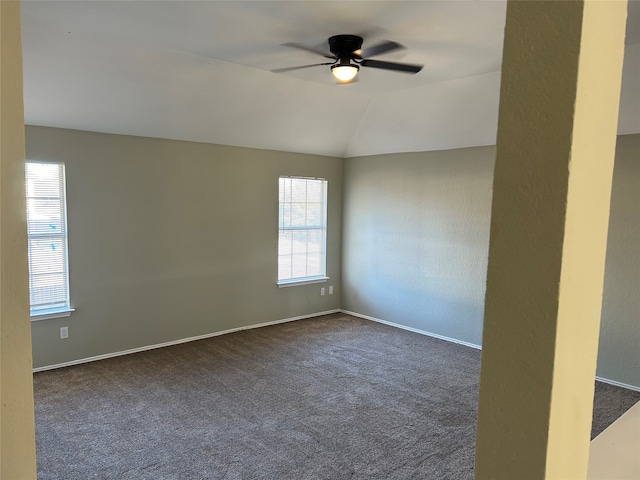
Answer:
[25,161,73,320]
[277,176,329,287]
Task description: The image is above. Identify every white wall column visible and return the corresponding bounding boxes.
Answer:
[475,1,627,478]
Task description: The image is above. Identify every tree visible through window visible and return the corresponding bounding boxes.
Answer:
[25,162,71,316]
[278,177,327,284]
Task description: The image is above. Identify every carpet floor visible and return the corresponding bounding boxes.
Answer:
[33,313,640,479]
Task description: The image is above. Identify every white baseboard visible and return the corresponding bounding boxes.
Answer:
[33,308,640,393]
[340,309,482,350]
[596,376,640,392]
[341,310,640,392]
[32,309,340,373]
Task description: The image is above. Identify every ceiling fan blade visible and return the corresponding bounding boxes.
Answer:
[282,42,334,59]
[360,59,423,74]
[271,62,334,73]
[358,40,404,58]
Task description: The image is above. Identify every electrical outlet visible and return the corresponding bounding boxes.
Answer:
[60,326,69,339]
[329,286,334,295]
[321,287,325,296]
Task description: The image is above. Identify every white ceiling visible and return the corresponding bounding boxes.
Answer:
[20,1,640,158]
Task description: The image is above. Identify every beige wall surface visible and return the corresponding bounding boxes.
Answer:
[25,126,638,386]
[1,1,37,477]
[476,0,628,475]
[26,126,342,369]
[342,135,639,389]
[598,134,640,388]
[342,146,495,346]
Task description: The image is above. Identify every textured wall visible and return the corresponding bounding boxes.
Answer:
[342,146,495,346]
[598,134,640,388]
[0,1,37,477]
[26,126,342,369]
[26,126,639,385]
[342,135,639,390]
[475,1,627,476]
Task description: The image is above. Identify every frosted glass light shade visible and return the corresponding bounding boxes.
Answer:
[331,64,359,82]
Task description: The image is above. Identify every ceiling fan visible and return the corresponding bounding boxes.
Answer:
[273,34,423,83]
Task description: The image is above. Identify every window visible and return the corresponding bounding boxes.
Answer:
[25,162,72,318]
[278,176,328,285]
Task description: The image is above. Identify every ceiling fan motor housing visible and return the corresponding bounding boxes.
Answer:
[328,35,364,59]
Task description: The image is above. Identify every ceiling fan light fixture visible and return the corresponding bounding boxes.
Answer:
[276,35,423,82]
[331,63,359,82]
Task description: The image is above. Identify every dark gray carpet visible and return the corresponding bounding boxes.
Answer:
[33,313,640,480]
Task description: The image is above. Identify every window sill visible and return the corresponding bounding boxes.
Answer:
[31,308,75,321]
[278,277,329,288]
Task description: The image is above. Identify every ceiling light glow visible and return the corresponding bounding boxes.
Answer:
[331,64,359,82]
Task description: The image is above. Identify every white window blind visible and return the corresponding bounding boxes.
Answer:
[278,176,328,284]
[25,162,71,315]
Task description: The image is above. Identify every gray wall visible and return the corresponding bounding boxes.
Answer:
[26,126,342,369]
[598,134,640,388]
[342,146,495,346]
[27,126,638,388]
[342,136,639,388]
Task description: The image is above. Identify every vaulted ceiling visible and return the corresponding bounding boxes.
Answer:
[20,1,640,158]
